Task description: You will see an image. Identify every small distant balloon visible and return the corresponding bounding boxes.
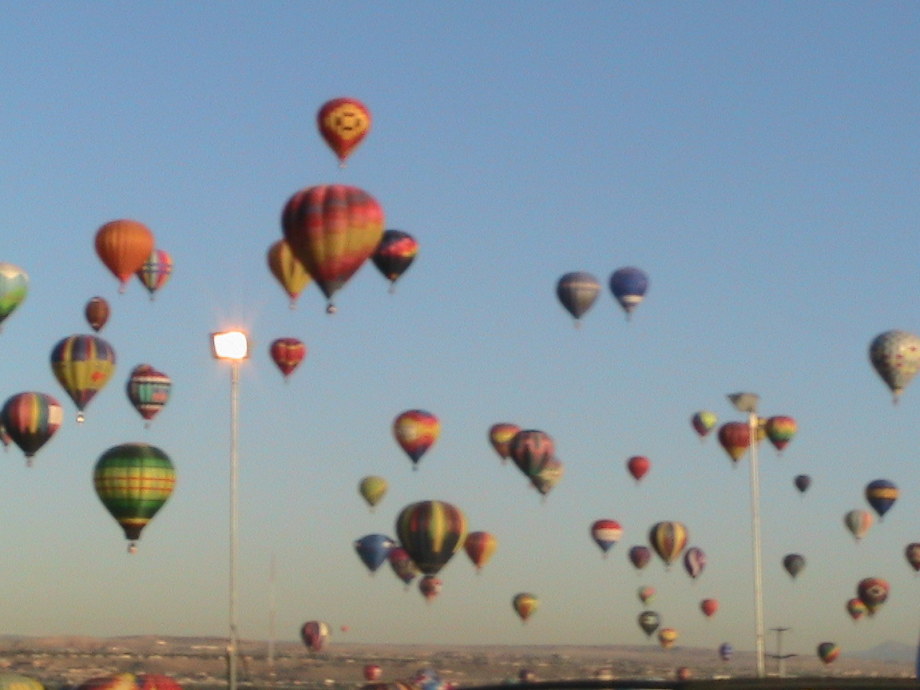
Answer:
[856,577,889,615]
[846,597,868,621]
[782,553,805,579]
[267,239,311,308]
[512,593,538,623]
[354,534,396,574]
[794,474,811,494]
[387,546,419,587]
[85,297,110,332]
[300,621,330,652]
[126,364,171,426]
[869,329,920,402]
[0,392,63,464]
[50,334,116,423]
[317,97,372,166]
[530,455,564,497]
[638,611,659,637]
[463,531,497,572]
[418,575,442,603]
[682,546,706,579]
[700,598,718,618]
[488,423,520,463]
[657,627,678,650]
[649,521,688,567]
[637,586,655,604]
[94,219,156,293]
[358,476,388,510]
[609,266,648,319]
[865,479,898,519]
[269,338,307,379]
[136,249,173,299]
[817,642,839,665]
[373,229,418,292]
[844,509,873,541]
[393,410,440,469]
[629,545,652,571]
[363,665,382,682]
[590,519,623,557]
[508,429,555,482]
[690,411,717,440]
[764,415,796,452]
[556,272,601,326]
[905,543,920,572]
[0,263,28,330]
[627,456,650,482]
[719,643,734,662]
[717,422,750,463]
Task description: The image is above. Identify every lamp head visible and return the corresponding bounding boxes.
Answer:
[211,330,250,360]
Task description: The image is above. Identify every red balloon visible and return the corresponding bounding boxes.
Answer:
[317,97,372,166]
[718,421,751,463]
[626,455,650,482]
[700,598,718,618]
[270,338,307,379]
[363,665,382,682]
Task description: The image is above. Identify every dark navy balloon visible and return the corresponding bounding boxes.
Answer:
[865,479,898,519]
[794,474,811,494]
[609,266,649,319]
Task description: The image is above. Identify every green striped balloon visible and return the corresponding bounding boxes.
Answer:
[94,443,175,553]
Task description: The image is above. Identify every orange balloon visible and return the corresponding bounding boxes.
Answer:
[317,97,371,165]
[95,219,155,292]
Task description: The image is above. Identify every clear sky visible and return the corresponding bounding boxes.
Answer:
[0,1,919,665]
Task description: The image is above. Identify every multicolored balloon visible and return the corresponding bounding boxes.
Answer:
[844,509,874,541]
[690,411,717,440]
[817,642,839,664]
[764,415,796,452]
[300,620,330,652]
[281,184,384,313]
[638,611,659,637]
[74,674,181,690]
[530,455,564,497]
[0,672,44,690]
[869,329,920,402]
[782,553,805,579]
[126,364,171,426]
[846,597,868,621]
[637,586,655,604]
[354,534,396,574]
[609,266,648,319]
[629,545,652,570]
[488,423,520,463]
[682,546,706,579]
[626,455,650,482]
[700,598,718,618]
[94,219,156,293]
[317,97,371,166]
[136,249,172,299]
[856,577,889,614]
[590,519,623,557]
[50,334,116,422]
[0,392,63,464]
[556,272,601,326]
[657,627,678,650]
[373,230,419,292]
[649,521,688,567]
[418,575,442,603]
[865,479,898,519]
[794,474,811,494]
[84,296,110,332]
[388,546,419,587]
[267,239,311,308]
[393,410,440,469]
[508,429,555,480]
[0,263,28,330]
[358,475,388,511]
[463,531,497,572]
[395,500,467,575]
[93,443,175,553]
[512,593,538,623]
[905,543,920,572]
[717,422,750,463]
[269,338,307,379]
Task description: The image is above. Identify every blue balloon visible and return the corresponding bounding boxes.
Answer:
[719,643,734,662]
[354,534,396,574]
[609,266,649,318]
[865,479,898,519]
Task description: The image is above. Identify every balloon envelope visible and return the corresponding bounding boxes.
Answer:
[905,543,920,572]
[393,410,440,467]
[629,545,652,570]
[869,329,920,401]
[317,97,371,165]
[0,263,28,328]
[782,553,805,579]
[85,296,110,332]
[358,476,388,509]
[700,598,718,618]
[267,239,311,307]
[418,574,442,602]
[463,531,497,571]
[395,500,467,575]
[556,271,600,323]
[512,593,538,622]
[354,534,396,574]
[691,411,717,439]
[794,474,811,494]
[50,334,116,422]
[846,597,868,621]
[590,519,623,555]
[626,455,650,482]
[649,521,688,566]
[856,577,889,614]
[136,248,172,298]
[373,229,419,289]
[865,479,898,518]
[0,392,63,461]
[817,642,840,664]
[126,364,171,423]
[657,627,678,649]
[95,219,155,291]
[301,620,330,652]
[764,415,796,452]
[388,546,419,586]
[609,266,649,318]
[719,643,734,662]
[488,423,520,462]
[508,429,555,480]
[717,422,750,463]
[638,611,659,637]
[637,586,655,604]
[683,546,706,579]
[269,338,307,379]
[844,509,873,541]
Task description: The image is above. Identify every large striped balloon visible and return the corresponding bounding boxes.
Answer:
[136,248,173,299]
[764,415,797,452]
[0,392,63,463]
[281,185,384,313]
[93,443,175,553]
[50,334,116,422]
[395,500,467,575]
[649,521,688,567]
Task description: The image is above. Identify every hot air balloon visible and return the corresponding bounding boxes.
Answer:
[844,509,874,541]
[358,476,388,511]
[637,586,655,604]
[629,545,652,570]
[95,219,156,293]
[649,521,688,567]
[84,296,110,332]
[717,422,750,463]
[373,230,419,292]
[269,338,307,380]
[301,620,330,652]
[363,665,382,682]
[354,534,396,574]
[817,642,839,665]
[530,455,564,497]
[418,575,442,603]
[556,272,601,326]
[0,392,63,464]
[0,263,28,330]
[609,266,648,319]
[691,411,717,440]
[0,672,45,690]
[72,674,141,690]
[317,97,371,166]
[464,531,497,572]
[267,239,312,308]
[718,643,734,662]
[700,598,718,618]
[50,334,116,422]
[794,474,811,494]
[126,364,171,426]
[627,456,650,482]
[865,479,898,519]
[512,593,538,623]
[388,546,419,588]
[782,553,805,579]
[136,249,172,299]
[590,519,623,557]
[905,543,920,572]
[488,423,520,463]
[869,330,920,402]
[638,611,659,637]
[856,577,889,614]
[683,546,706,579]
[93,443,175,553]
[136,675,182,690]
[508,429,555,480]
[675,668,691,682]
[395,500,467,575]
[0,424,9,451]
[393,410,440,469]
[764,415,796,453]
[281,184,384,313]
[657,628,678,650]
[846,597,868,621]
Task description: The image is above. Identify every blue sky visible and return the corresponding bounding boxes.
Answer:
[0,1,919,665]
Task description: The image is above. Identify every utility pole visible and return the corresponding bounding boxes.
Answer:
[769,626,796,677]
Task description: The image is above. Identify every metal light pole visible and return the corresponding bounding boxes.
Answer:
[727,392,766,678]
[212,330,250,690]
[769,626,795,678]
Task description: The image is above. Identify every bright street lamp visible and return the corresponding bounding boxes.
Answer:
[212,329,250,690]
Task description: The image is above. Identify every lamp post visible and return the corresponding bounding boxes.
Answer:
[212,330,250,690]
[727,392,766,679]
